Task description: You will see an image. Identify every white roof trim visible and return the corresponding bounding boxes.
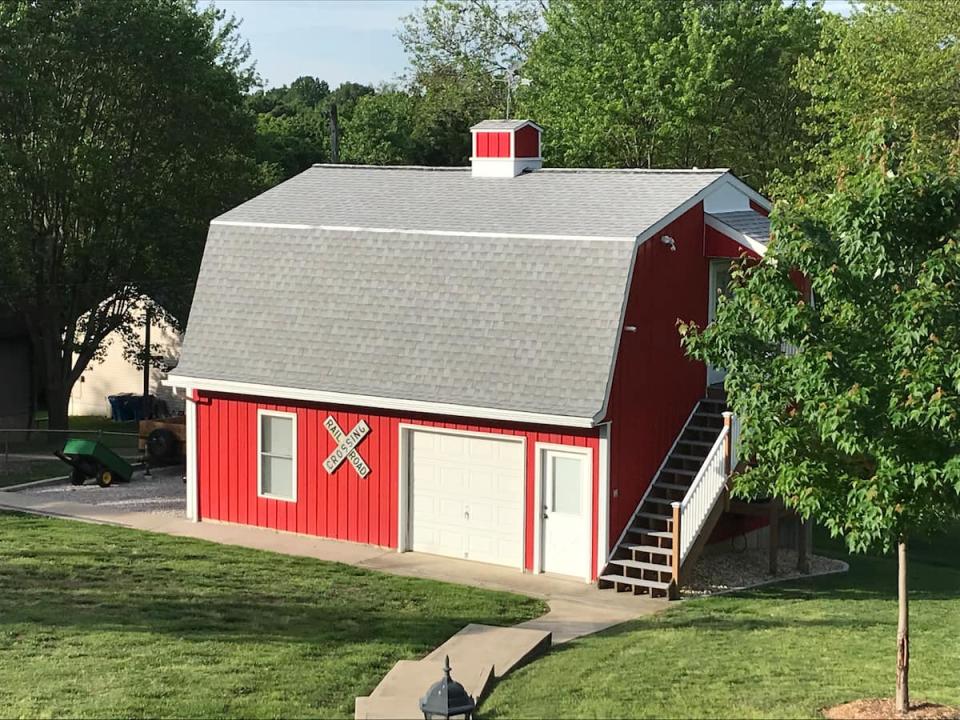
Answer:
[164,375,597,429]
[723,173,772,212]
[705,214,768,257]
[209,220,635,243]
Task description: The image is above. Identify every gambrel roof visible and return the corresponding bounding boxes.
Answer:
[172,165,763,426]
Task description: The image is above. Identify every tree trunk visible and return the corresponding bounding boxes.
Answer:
[896,538,909,715]
[45,380,70,432]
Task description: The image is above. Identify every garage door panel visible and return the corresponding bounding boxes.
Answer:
[410,430,524,568]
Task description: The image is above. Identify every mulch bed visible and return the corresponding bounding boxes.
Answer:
[823,698,960,719]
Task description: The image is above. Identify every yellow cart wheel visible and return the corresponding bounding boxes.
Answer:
[97,469,114,488]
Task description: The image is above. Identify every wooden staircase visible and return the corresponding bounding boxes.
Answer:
[598,392,732,599]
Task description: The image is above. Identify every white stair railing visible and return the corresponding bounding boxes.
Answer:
[672,412,737,566]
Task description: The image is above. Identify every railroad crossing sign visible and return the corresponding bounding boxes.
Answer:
[323,416,371,478]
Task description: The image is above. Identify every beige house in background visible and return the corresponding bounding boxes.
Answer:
[70,303,184,417]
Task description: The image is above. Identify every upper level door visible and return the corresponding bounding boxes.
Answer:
[707,260,733,385]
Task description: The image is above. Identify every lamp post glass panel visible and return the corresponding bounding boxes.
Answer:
[419,656,476,719]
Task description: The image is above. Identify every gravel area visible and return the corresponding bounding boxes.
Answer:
[10,465,186,516]
[682,548,848,596]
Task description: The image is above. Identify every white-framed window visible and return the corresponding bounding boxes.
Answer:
[257,409,297,502]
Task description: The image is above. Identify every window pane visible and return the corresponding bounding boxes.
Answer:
[262,415,293,457]
[262,455,294,499]
[551,456,582,515]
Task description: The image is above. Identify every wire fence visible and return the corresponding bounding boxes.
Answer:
[0,428,142,489]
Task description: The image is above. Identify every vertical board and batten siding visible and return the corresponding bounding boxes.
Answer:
[513,126,540,158]
[196,393,601,577]
[603,203,710,550]
[474,132,511,158]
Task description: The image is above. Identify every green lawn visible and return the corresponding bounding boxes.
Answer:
[0,512,546,718]
[483,526,960,719]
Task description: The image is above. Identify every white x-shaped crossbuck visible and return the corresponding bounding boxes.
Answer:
[322,416,371,478]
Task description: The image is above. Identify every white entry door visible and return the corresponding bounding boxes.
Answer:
[707,259,733,385]
[409,429,524,568]
[540,447,591,578]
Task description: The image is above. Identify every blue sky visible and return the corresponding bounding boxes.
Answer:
[213,0,854,90]
[212,0,421,89]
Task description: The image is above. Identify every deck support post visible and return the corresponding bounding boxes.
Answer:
[721,411,733,511]
[669,501,682,599]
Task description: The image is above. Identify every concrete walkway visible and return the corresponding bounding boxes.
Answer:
[1,479,665,717]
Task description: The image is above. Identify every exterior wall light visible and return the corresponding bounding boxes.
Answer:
[660,235,677,251]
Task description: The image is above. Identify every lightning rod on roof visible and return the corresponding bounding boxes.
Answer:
[500,61,532,120]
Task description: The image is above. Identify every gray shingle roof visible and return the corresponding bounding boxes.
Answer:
[709,210,770,244]
[471,119,542,131]
[175,226,634,419]
[213,165,728,239]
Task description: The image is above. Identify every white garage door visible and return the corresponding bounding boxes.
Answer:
[409,429,524,568]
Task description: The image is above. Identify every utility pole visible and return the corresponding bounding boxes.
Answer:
[142,304,152,420]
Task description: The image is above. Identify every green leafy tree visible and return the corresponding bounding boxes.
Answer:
[521,0,823,188]
[681,128,960,713]
[796,0,960,176]
[342,91,420,165]
[0,0,259,428]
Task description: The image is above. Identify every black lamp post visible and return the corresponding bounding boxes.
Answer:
[419,655,477,720]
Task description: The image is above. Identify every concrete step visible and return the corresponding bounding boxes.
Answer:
[369,658,493,701]
[424,623,551,678]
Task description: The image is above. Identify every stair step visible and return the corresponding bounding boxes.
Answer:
[697,411,725,419]
[627,527,673,539]
[686,425,721,433]
[671,453,707,462]
[609,558,672,573]
[679,438,715,447]
[655,481,691,492]
[598,574,671,591]
[621,543,673,556]
[644,495,676,506]
[663,467,699,476]
[636,511,671,522]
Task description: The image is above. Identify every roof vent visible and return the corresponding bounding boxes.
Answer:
[470,119,542,178]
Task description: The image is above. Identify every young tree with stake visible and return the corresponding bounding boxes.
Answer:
[681,127,960,714]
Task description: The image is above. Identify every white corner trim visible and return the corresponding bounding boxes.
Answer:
[256,408,298,503]
[705,214,768,257]
[208,219,632,243]
[597,423,611,574]
[185,391,199,522]
[165,375,597,429]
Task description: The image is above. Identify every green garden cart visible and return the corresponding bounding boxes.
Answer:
[54,438,134,487]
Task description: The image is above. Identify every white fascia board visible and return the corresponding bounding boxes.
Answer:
[208,220,632,244]
[164,374,597,429]
[704,214,768,257]
[723,173,771,212]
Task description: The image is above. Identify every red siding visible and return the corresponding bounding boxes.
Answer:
[475,131,511,158]
[704,224,762,260]
[514,125,540,158]
[749,199,769,217]
[603,204,710,550]
[196,394,601,577]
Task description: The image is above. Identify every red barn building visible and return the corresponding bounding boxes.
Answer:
[168,120,773,596]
